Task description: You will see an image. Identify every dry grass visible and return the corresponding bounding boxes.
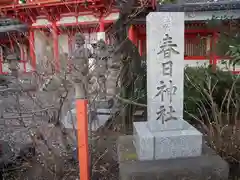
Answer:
[185,71,240,178]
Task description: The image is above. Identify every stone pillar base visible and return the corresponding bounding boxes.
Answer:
[117,135,229,180]
[133,120,202,160]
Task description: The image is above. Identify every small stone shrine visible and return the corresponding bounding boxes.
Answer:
[117,12,229,180]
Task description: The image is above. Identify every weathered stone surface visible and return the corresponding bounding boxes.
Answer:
[153,122,202,159]
[133,122,154,160]
[132,12,203,161]
[146,12,185,130]
[133,120,202,160]
[147,118,188,132]
[118,135,229,180]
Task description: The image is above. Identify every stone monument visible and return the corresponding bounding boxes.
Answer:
[133,12,202,160]
[117,12,228,180]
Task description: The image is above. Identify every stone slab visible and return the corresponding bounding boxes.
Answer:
[133,121,202,160]
[118,135,229,180]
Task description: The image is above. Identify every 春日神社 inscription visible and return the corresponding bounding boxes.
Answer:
[154,33,180,124]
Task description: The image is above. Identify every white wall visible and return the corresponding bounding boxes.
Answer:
[217,59,240,72]
[184,59,209,67]
[184,58,240,74]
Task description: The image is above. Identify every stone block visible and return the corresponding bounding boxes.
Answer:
[154,120,202,159]
[133,122,154,160]
[154,128,202,159]
[118,135,229,180]
[133,120,202,160]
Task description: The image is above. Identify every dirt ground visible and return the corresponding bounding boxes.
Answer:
[91,130,120,180]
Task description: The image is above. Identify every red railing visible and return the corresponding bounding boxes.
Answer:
[0,0,61,6]
[19,0,62,5]
[0,0,75,10]
[0,0,98,9]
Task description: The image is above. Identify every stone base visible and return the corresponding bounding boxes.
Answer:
[118,135,229,180]
[133,120,202,160]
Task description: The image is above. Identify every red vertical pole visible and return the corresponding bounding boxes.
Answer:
[99,20,105,33]
[52,22,59,72]
[209,34,213,66]
[0,46,3,74]
[29,29,36,70]
[212,32,217,72]
[151,0,156,9]
[98,19,105,41]
[76,99,89,180]
[139,39,143,56]
[128,25,137,46]
[128,25,134,43]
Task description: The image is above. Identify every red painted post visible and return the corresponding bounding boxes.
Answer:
[212,32,218,72]
[128,25,134,43]
[0,47,3,74]
[52,22,60,72]
[128,25,137,46]
[75,85,89,180]
[97,19,105,41]
[99,20,105,33]
[139,39,143,56]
